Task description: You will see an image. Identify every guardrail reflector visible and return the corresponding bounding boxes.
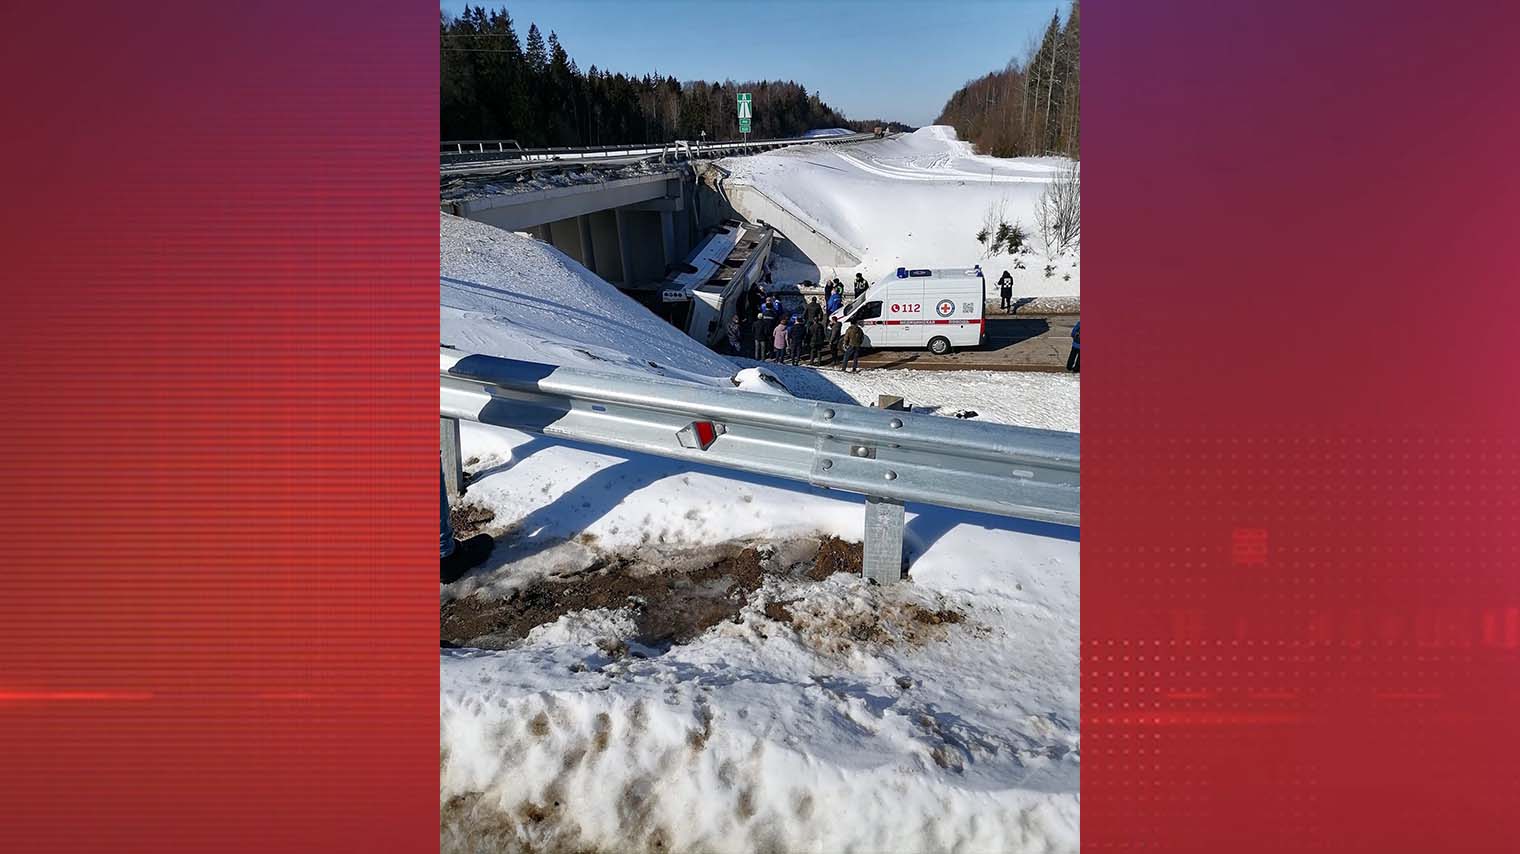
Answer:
[677,420,725,451]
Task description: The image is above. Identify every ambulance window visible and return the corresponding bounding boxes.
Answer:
[855,301,882,321]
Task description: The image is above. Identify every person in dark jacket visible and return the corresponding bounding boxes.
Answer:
[806,315,825,363]
[825,317,842,365]
[998,270,1014,311]
[822,279,833,304]
[725,315,742,354]
[1066,320,1080,372]
[841,320,865,372]
[852,273,867,297]
[786,316,806,365]
[803,296,822,326]
[748,313,768,360]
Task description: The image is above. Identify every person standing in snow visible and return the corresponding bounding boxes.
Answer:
[806,314,825,363]
[771,317,789,363]
[1066,320,1080,372]
[725,314,742,354]
[803,295,822,326]
[841,319,865,373]
[825,316,842,365]
[786,315,806,365]
[748,313,767,360]
[998,270,1014,312]
[852,273,867,298]
[826,289,843,315]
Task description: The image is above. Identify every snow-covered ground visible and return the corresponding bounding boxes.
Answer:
[440,204,1078,853]
[442,213,739,387]
[442,419,1079,853]
[721,126,1078,298]
[734,357,1079,433]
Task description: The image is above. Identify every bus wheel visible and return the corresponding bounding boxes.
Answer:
[928,336,952,355]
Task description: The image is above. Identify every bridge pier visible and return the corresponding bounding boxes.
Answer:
[577,215,596,271]
[660,210,676,267]
[614,209,635,285]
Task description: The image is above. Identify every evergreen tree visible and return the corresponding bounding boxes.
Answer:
[524,24,547,75]
[440,7,885,146]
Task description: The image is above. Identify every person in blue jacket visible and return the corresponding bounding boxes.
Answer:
[1066,320,1080,372]
[826,290,843,315]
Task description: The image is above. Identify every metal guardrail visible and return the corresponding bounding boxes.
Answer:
[440,133,878,168]
[440,348,1078,583]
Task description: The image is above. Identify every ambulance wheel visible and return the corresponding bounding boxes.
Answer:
[928,336,952,355]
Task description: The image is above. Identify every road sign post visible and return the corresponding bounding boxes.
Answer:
[737,92,752,142]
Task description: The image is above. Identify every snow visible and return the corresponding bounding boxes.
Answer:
[731,358,1080,433]
[441,420,1079,853]
[441,212,741,387]
[722,126,1079,298]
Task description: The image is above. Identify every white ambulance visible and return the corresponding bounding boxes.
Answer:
[833,266,986,354]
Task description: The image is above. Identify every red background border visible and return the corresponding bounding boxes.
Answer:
[0,2,438,850]
[1085,1,1520,850]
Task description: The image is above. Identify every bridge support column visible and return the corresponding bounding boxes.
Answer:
[862,495,906,585]
[614,208,634,285]
[660,210,676,266]
[577,214,597,271]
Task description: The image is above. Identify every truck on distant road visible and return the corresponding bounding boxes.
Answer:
[832,266,986,355]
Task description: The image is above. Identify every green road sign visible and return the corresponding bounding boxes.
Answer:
[739,117,751,134]
[736,92,752,120]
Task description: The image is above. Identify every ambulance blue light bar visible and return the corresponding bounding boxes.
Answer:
[895,267,933,278]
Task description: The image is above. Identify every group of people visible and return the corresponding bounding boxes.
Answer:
[728,279,866,372]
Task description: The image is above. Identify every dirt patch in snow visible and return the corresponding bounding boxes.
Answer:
[441,538,864,649]
[805,536,863,580]
[449,501,497,539]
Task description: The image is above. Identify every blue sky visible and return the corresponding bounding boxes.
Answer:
[440,0,1072,127]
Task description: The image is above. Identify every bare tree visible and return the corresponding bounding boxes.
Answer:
[1036,164,1080,255]
[977,197,1010,259]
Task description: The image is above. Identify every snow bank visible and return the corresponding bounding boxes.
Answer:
[732,359,1080,432]
[722,126,1078,297]
[441,424,1079,854]
[441,213,740,387]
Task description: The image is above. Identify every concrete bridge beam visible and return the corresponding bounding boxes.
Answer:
[660,210,676,267]
[614,208,635,286]
[577,215,596,271]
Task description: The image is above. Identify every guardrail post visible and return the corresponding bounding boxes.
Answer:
[441,416,464,499]
[862,495,905,585]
